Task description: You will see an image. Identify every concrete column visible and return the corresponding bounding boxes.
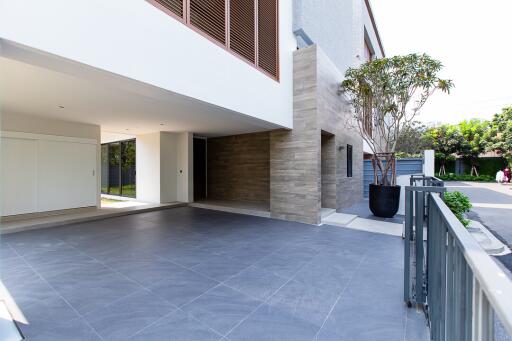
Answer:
[136,131,192,204]
[424,150,435,177]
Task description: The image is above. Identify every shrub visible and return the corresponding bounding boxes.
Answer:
[443,191,472,227]
[437,173,494,182]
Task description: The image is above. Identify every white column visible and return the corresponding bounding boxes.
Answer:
[136,132,162,203]
[424,150,435,177]
[177,132,193,203]
[136,132,193,204]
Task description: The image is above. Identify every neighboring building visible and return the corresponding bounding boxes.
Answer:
[0,0,384,225]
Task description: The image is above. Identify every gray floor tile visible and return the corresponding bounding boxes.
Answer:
[21,295,80,324]
[192,254,251,282]
[254,253,310,279]
[19,317,101,341]
[227,303,319,341]
[83,289,176,341]
[158,246,219,268]
[23,246,100,279]
[182,284,262,335]
[129,310,222,341]
[224,266,288,300]
[1,207,428,340]
[267,279,340,327]
[105,256,185,286]
[148,267,219,307]
[49,264,141,314]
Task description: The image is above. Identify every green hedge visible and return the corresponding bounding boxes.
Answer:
[435,157,507,177]
[438,173,494,182]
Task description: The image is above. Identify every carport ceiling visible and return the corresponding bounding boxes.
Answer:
[0,57,279,137]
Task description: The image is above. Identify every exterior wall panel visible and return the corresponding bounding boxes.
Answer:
[207,132,270,204]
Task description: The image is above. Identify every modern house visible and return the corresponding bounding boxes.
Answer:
[0,0,384,225]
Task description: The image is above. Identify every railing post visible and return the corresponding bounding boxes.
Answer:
[404,188,413,304]
[415,190,425,304]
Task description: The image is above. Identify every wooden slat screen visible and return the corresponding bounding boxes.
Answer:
[149,0,279,80]
[189,0,226,45]
[257,0,278,77]
[154,0,184,19]
[229,0,256,63]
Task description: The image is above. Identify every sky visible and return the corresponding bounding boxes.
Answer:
[371,0,512,125]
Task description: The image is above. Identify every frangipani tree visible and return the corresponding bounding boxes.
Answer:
[340,54,452,186]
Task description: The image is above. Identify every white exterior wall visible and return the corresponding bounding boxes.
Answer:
[136,131,193,204]
[136,132,162,204]
[0,0,295,129]
[0,113,100,216]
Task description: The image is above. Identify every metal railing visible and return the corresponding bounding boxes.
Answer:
[404,176,512,341]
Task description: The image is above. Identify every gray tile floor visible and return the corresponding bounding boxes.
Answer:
[1,207,429,340]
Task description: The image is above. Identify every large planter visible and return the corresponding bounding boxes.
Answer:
[369,184,401,218]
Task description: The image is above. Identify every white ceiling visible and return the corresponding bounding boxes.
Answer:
[0,54,280,138]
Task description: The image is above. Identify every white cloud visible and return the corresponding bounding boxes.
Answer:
[371,0,512,124]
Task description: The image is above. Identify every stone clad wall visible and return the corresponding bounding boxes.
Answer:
[270,46,321,225]
[207,132,270,204]
[269,45,363,225]
[316,47,364,210]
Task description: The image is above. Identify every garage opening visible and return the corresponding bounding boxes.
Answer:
[192,132,270,217]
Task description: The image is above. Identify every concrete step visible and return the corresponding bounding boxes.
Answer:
[321,212,358,227]
[468,220,510,256]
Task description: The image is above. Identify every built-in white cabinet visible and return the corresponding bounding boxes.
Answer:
[1,132,98,216]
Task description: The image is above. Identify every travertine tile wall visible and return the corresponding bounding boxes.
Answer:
[269,45,363,224]
[207,132,270,204]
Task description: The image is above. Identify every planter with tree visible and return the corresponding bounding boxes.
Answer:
[340,54,452,218]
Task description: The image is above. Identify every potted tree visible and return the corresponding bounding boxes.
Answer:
[340,54,452,217]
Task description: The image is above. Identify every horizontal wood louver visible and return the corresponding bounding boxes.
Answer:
[189,0,226,45]
[154,0,184,18]
[229,0,256,63]
[257,0,278,78]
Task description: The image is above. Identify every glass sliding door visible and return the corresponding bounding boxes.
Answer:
[108,142,121,195]
[101,139,136,198]
[121,140,136,198]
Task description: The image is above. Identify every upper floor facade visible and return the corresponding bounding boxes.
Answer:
[0,0,383,131]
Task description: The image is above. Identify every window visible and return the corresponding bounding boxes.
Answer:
[364,40,373,62]
[148,0,279,80]
[347,144,353,178]
[101,140,136,198]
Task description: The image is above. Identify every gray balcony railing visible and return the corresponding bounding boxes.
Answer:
[404,176,512,341]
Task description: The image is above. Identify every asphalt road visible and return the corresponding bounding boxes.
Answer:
[444,181,512,271]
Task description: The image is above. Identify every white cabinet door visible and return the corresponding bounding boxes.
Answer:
[0,137,38,216]
[37,140,97,212]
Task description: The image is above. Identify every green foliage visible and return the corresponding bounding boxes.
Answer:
[395,152,422,159]
[443,191,472,227]
[438,173,494,182]
[485,107,512,165]
[395,121,430,155]
[424,125,463,174]
[457,119,489,174]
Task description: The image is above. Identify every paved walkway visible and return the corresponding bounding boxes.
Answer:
[1,207,427,340]
[445,181,512,273]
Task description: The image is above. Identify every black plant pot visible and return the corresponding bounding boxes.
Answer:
[369,183,401,218]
